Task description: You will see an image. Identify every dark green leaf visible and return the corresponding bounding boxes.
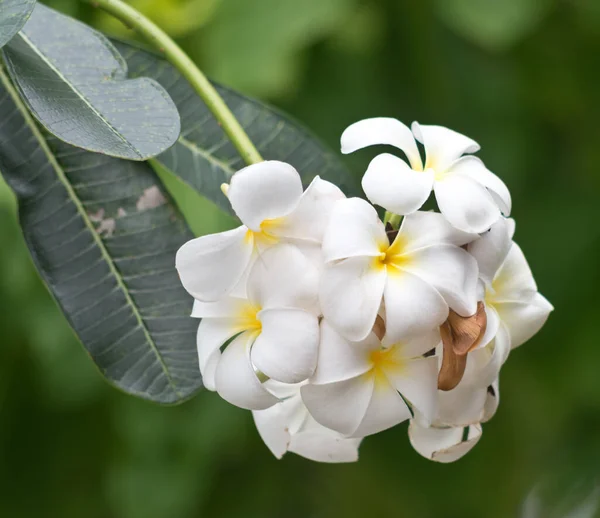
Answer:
[0,66,200,403]
[114,40,359,215]
[2,4,180,161]
[0,0,35,48]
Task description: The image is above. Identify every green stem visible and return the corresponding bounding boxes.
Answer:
[384,211,402,229]
[87,0,263,165]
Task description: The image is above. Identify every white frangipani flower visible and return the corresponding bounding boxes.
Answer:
[320,198,478,342]
[341,117,511,233]
[191,244,320,410]
[253,381,361,463]
[301,320,440,437]
[469,217,554,351]
[176,160,344,301]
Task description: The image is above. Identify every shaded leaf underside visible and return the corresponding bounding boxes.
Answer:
[0,67,200,403]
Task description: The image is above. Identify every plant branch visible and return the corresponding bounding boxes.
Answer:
[86,0,263,165]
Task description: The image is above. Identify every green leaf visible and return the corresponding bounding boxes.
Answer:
[2,3,181,161]
[0,66,201,403]
[0,0,35,48]
[114,40,359,215]
[434,0,554,52]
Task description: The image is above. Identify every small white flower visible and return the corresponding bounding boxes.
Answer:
[253,381,361,463]
[300,320,440,437]
[468,217,553,363]
[191,244,320,410]
[408,378,499,463]
[176,160,344,301]
[320,198,478,341]
[341,118,511,233]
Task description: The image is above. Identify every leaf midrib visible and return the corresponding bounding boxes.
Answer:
[0,64,183,398]
[15,30,143,159]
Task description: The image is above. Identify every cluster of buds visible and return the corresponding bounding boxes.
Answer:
[176,118,552,463]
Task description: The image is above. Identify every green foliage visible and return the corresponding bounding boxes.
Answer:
[0,0,36,48]
[434,0,555,51]
[2,4,181,160]
[0,67,200,403]
[115,40,358,215]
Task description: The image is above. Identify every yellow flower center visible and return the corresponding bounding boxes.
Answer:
[368,345,405,386]
[374,234,411,273]
[234,302,262,337]
[245,218,282,247]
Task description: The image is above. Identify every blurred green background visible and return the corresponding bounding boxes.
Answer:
[1,0,599,516]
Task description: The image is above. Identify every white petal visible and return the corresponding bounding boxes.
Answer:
[322,198,386,262]
[434,173,501,233]
[251,308,319,384]
[399,211,478,251]
[409,421,482,463]
[468,217,513,286]
[362,153,433,215]
[383,327,442,358]
[228,161,303,231]
[320,256,387,341]
[311,320,375,385]
[383,270,449,342]
[350,377,412,437]
[492,242,538,300]
[482,379,500,423]
[383,355,439,424]
[289,417,361,463]
[202,349,221,392]
[301,376,374,436]
[436,384,488,426]
[451,156,512,215]
[214,334,279,410]
[273,176,345,243]
[191,296,247,318]
[252,392,304,459]
[495,292,553,349]
[411,122,480,173]
[196,317,236,386]
[463,323,511,388]
[476,303,500,349]
[176,226,252,301]
[341,117,422,169]
[247,244,319,312]
[403,244,478,316]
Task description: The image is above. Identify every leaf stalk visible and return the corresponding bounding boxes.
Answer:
[87,0,263,165]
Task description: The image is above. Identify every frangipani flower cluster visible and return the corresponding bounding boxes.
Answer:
[176,119,552,464]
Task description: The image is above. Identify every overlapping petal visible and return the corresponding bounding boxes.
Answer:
[451,156,512,215]
[228,161,303,231]
[383,270,449,341]
[214,334,279,410]
[247,244,319,313]
[273,177,345,243]
[322,198,385,262]
[468,217,513,286]
[409,421,483,463]
[251,308,319,383]
[434,173,501,233]
[411,122,480,173]
[176,225,252,301]
[362,153,433,215]
[399,211,477,251]
[341,117,422,169]
[402,244,478,317]
[495,292,553,349]
[320,256,387,341]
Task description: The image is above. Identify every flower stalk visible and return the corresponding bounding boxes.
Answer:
[86,0,263,165]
